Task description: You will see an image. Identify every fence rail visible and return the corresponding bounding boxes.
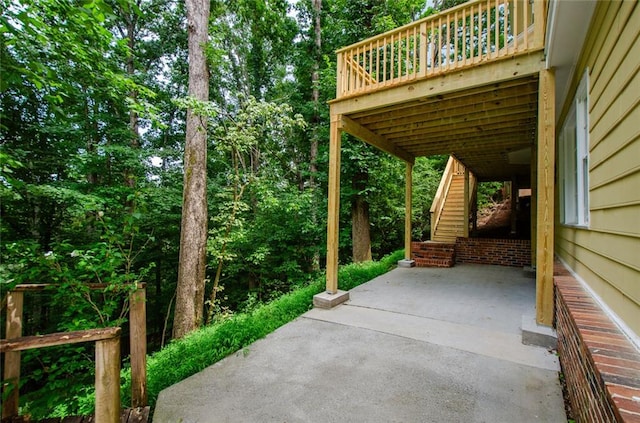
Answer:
[336,0,545,98]
[1,284,148,422]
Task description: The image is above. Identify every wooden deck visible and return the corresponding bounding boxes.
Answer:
[324,0,558,326]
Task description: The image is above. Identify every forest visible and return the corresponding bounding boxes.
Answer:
[0,0,479,415]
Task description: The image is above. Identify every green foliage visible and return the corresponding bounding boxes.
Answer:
[1,0,447,416]
[1,208,154,418]
[477,181,504,210]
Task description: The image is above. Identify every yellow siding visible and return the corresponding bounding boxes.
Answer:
[555,1,640,335]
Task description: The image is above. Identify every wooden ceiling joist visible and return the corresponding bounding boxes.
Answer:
[348,76,539,121]
[363,94,538,131]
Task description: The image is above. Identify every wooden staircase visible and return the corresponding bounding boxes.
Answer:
[411,156,476,267]
[429,157,476,243]
[432,173,466,243]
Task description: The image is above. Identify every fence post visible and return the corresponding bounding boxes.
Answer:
[2,291,24,419]
[129,286,147,407]
[95,335,121,423]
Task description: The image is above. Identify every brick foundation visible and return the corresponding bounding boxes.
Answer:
[410,241,455,268]
[454,237,531,267]
[555,261,640,422]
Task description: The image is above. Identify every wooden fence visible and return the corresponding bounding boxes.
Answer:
[1,284,147,423]
[336,0,546,98]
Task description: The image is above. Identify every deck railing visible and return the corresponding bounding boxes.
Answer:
[336,0,545,98]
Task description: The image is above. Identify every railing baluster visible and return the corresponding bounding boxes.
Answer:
[446,13,450,70]
[376,38,380,85]
[397,33,402,79]
[333,0,543,97]
[495,0,499,58]
[437,16,442,69]
[368,41,373,88]
[513,0,518,53]
[462,7,467,66]
[485,0,490,59]
[430,19,435,73]
[419,22,427,77]
[412,25,417,77]
[390,33,395,80]
[504,0,509,55]
[407,29,411,77]
[470,4,475,63]
[524,0,528,49]
[454,11,459,67]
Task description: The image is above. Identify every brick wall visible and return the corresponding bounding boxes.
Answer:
[454,238,531,267]
[555,262,640,422]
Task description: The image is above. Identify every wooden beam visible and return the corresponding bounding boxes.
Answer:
[0,327,121,353]
[405,162,413,259]
[340,116,414,164]
[11,283,146,291]
[535,68,555,326]
[330,51,545,116]
[326,115,342,294]
[95,336,121,423]
[2,291,23,419]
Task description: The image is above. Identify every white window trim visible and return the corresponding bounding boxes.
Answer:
[559,69,590,227]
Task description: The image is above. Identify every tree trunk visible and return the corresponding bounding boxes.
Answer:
[173,0,210,340]
[309,0,321,186]
[352,171,372,262]
[309,0,322,271]
[126,7,139,189]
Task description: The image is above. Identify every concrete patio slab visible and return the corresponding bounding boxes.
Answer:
[154,264,566,423]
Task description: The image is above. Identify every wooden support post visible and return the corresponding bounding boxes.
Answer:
[129,287,147,407]
[536,68,555,326]
[531,146,538,266]
[326,115,342,294]
[510,177,518,235]
[95,336,121,423]
[463,168,470,238]
[471,175,478,233]
[405,162,413,259]
[2,291,23,419]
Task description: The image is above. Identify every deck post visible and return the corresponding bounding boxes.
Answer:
[405,162,413,260]
[2,291,23,419]
[535,68,555,326]
[533,0,546,48]
[130,286,147,407]
[463,168,469,238]
[95,336,121,423]
[326,114,342,294]
[531,146,538,266]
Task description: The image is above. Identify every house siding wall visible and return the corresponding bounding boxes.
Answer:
[554,1,640,335]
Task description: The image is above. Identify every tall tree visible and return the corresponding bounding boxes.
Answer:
[173,0,211,339]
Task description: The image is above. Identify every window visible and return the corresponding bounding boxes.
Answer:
[559,70,589,226]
